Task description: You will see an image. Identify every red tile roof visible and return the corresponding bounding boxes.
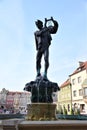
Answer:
[8,91,30,95]
[60,79,70,88]
[69,61,87,76]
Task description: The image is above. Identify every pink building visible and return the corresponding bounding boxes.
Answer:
[0,88,31,113]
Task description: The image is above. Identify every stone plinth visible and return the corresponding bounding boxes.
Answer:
[18,120,87,130]
[26,103,57,120]
[1,119,87,130]
[1,119,23,130]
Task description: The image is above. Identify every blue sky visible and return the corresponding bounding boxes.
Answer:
[0,0,87,91]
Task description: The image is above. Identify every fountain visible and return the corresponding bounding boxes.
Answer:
[24,75,60,120]
[23,16,60,121]
[1,17,87,130]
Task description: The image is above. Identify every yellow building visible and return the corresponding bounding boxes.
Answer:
[58,79,72,115]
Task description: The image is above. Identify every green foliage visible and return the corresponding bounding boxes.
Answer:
[56,107,63,114]
[70,108,80,115]
[74,108,80,115]
[70,108,74,115]
[63,107,67,115]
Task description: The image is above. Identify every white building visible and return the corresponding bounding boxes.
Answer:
[69,61,87,114]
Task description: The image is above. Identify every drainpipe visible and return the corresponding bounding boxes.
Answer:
[70,83,72,112]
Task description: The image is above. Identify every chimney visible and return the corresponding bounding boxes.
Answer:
[79,61,84,67]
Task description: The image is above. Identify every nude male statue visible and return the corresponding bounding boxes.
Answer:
[34,17,58,79]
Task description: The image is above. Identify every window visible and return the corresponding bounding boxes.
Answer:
[84,87,87,96]
[80,104,85,111]
[79,89,83,96]
[73,90,77,97]
[78,76,81,83]
[72,79,75,85]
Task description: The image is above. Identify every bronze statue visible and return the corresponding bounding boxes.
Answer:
[34,17,58,79]
[24,17,60,103]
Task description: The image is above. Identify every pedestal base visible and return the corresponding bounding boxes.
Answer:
[26,103,57,121]
[18,120,87,130]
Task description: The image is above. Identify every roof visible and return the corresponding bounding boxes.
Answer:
[7,91,30,95]
[60,79,70,88]
[69,61,87,76]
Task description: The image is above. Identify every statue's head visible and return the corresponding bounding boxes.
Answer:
[35,20,43,29]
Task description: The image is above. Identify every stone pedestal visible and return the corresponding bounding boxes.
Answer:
[1,119,23,130]
[26,103,57,120]
[18,120,87,130]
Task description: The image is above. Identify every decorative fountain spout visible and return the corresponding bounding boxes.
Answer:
[24,17,60,120]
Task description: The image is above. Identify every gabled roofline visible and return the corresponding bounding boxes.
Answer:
[69,61,87,77]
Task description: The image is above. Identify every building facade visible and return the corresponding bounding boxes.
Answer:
[0,88,31,113]
[58,61,87,114]
[58,79,72,114]
[69,61,87,114]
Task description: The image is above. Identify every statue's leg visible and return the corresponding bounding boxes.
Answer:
[36,51,42,77]
[44,49,49,79]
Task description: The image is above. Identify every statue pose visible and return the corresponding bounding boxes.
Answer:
[34,17,58,79]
